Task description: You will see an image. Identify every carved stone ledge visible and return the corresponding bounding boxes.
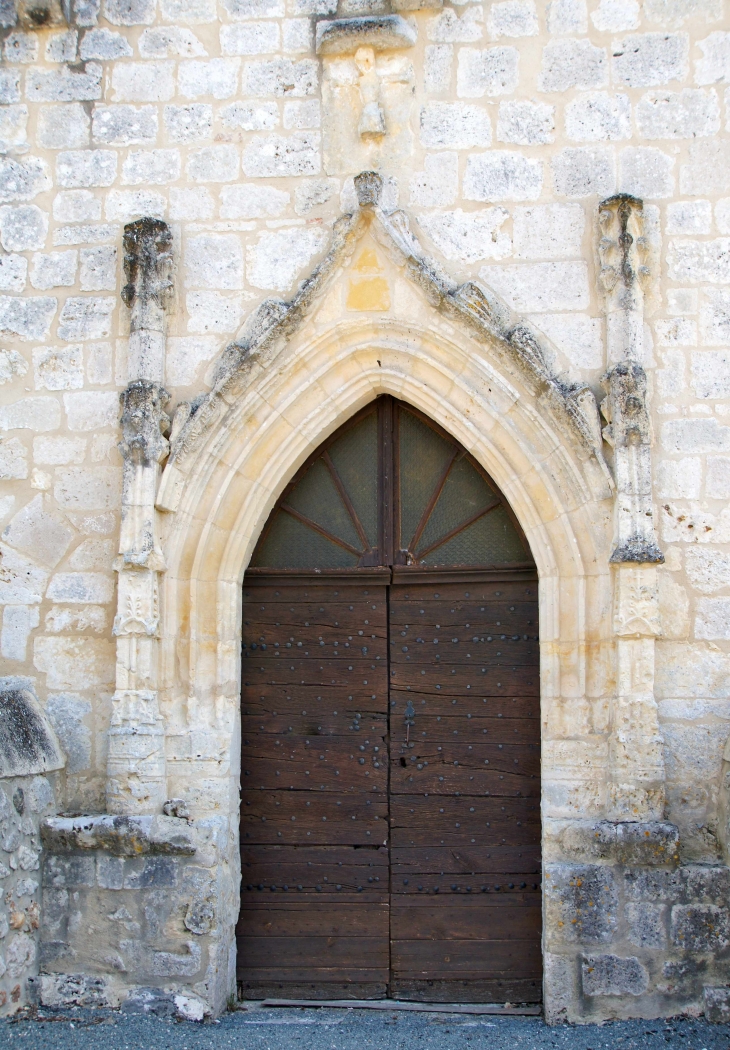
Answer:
[41,814,196,856]
[316,14,417,54]
[610,539,664,565]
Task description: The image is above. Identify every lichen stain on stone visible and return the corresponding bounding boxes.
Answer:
[0,686,64,778]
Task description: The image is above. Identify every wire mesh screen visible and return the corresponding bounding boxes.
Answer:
[249,398,533,570]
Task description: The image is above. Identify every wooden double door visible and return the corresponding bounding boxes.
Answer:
[237,398,542,1003]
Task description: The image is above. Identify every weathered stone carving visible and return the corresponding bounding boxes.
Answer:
[355,47,386,137]
[109,219,174,817]
[158,175,613,511]
[598,195,663,566]
[118,380,170,571]
[601,362,662,565]
[316,13,417,55]
[354,169,383,208]
[122,219,174,384]
[598,194,649,366]
[595,197,665,823]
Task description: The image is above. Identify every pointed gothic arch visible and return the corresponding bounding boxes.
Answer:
[115,176,664,1014]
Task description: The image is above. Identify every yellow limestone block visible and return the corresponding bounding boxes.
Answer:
[347,248,390,312]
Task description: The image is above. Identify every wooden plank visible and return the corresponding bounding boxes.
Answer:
[392,938,543,977]
[390,793,540,825]
[241,712,387,736]
[242,686,387,720]
[389,667,539,695]
[391,901,541,940]
[237,963,389,983]
[241,845,389,897]
[238,902,388,938]
[390,764,538,796]
[389,713,539,744]
[391,740,540,771]
[241,792,388,845]
[389,979,542,1004]
[240,938,389,967]
[239,983,387,1000]
[389,638,539,664]
[245,622,387,646]
[243,656,384,682]
[389,693,540,719]
[391,845,540,879]
[260,999,542,1014]
[242,755,388,794]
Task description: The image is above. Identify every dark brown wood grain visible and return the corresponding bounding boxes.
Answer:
[240,580,390,994]
[387,577,541,997]
[239,403,541,1000]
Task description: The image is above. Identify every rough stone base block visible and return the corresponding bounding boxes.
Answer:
[38,813,235,1016]
[27,973,114,1009]
[546,854,730,1023]
[704,987,730,1024]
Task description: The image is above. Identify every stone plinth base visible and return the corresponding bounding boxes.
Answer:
[37,814,235,1016]
[545,821,730,1022]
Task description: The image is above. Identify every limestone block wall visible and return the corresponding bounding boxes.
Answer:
[0,0,729,1023]
[0,773,59,1011]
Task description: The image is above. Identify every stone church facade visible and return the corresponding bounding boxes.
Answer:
[0,0,730,1024]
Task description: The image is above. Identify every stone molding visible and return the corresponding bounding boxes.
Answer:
[316,14,417,55]
[41,814,195,856]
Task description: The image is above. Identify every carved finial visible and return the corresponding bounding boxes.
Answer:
[122,218,173,315]
[354,171,383,209]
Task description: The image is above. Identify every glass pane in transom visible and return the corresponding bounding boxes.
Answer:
[327,410,378,549]
[286,458,363,554]
[416,454,497,556]
[420,504,527,566]
[250,509,359,569]
[399,408,455,551]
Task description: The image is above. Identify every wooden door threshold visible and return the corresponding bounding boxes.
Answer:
[259,999,541,1016]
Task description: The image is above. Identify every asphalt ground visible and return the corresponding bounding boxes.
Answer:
[0,1002,729,1050]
